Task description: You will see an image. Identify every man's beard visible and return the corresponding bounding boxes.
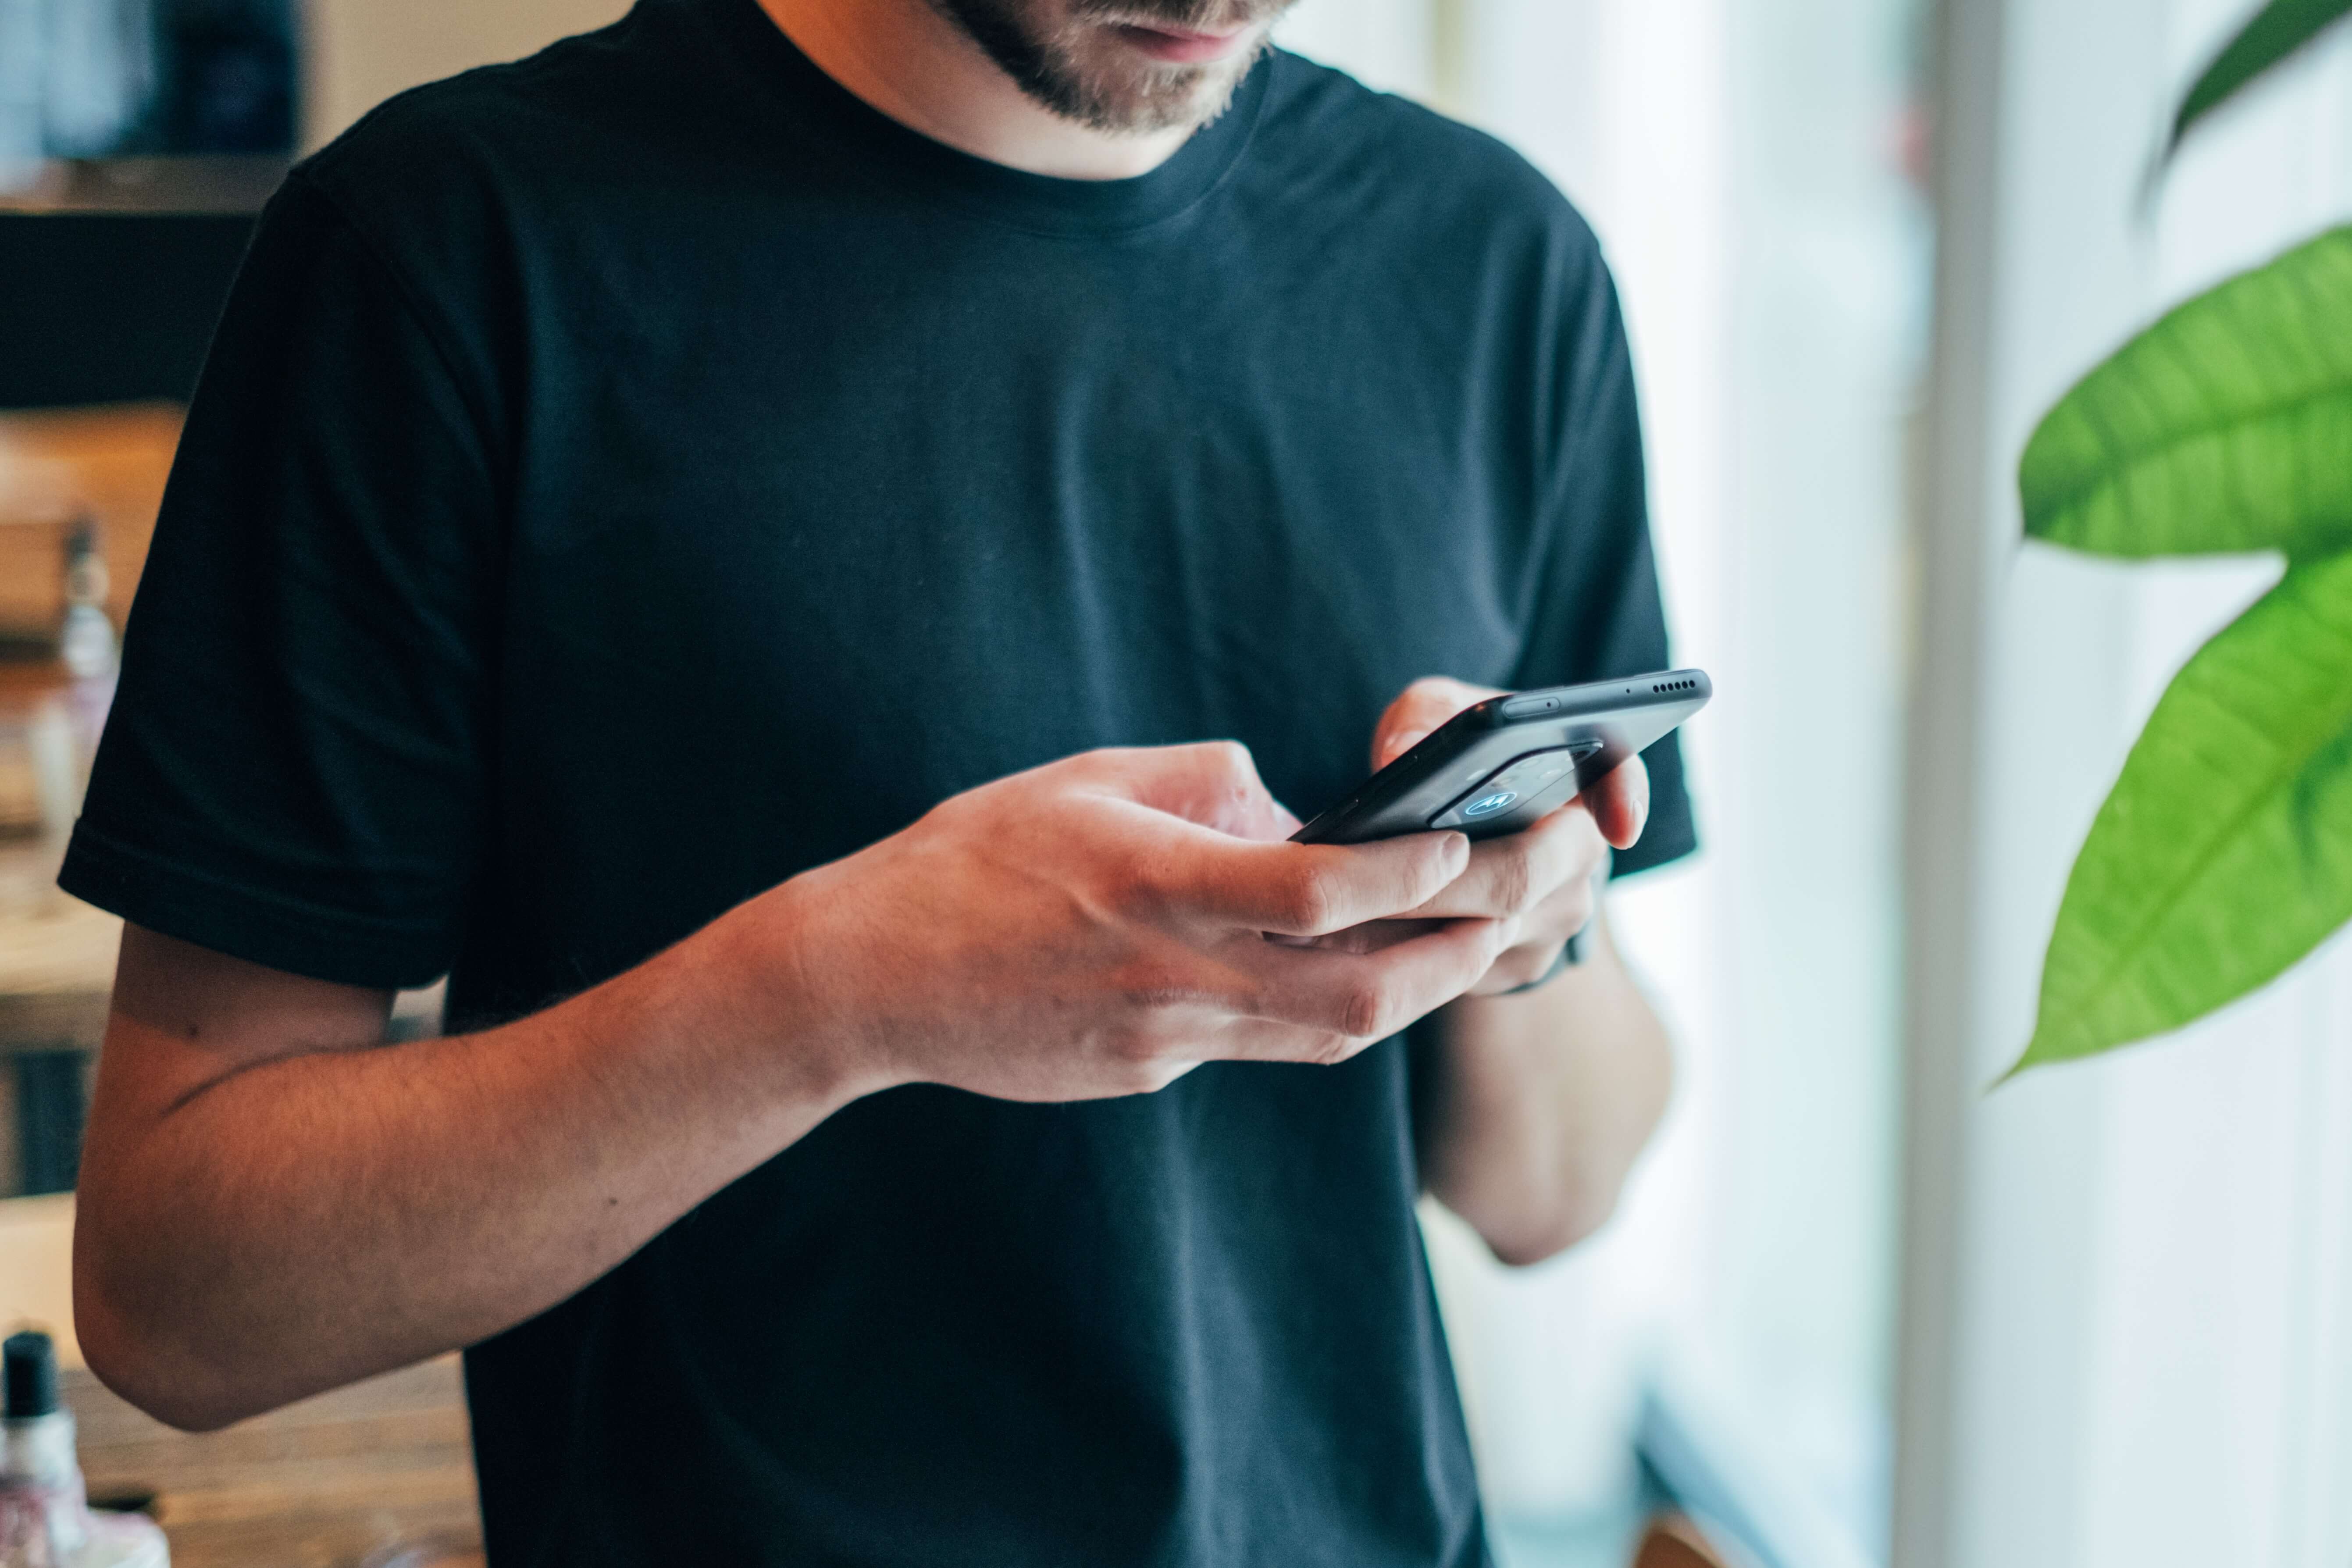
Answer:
[925,0,1294,135]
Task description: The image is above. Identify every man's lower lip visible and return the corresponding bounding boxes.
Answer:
[1112,22,1251,64]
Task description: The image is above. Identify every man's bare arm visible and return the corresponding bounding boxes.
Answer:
[77,912,865,1432]
[1413,914,1672,1265]
[74,742,1510,1432]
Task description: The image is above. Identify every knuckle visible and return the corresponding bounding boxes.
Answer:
[1492,852,1537,916]
[1282,863,1339,933]
[1340,978,1400,1041]
[1404,834,1456,894]
[1205,739,1256,785]
[1106,1022,1166,1066]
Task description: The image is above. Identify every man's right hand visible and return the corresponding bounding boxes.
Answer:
[75,741,1498,1431]
[752,741,1509,1104]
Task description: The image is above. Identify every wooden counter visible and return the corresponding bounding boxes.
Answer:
[64,1356,483,1568]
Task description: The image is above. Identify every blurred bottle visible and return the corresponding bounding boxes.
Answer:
[0,1331,167,1568]
[57,520,115,682]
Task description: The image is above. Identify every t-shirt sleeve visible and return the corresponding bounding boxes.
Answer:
[60,171,502,989]
[1509,242,1697,881]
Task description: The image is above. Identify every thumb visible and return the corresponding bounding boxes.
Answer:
[1582,753,1652,850]
[1115,741,1301,841]
[1374,676,1503,769]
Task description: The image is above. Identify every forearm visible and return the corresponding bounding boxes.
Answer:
[75,903,867,1430]
[72,740,1502,1429]
[1416,915,1671,1265]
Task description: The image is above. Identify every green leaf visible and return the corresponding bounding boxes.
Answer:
[2012,552,2352,1073]
[2169,0,2352,158]
[2020,227,2352,560]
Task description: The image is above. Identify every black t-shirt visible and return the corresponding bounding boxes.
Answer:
[62,3,1695,1563]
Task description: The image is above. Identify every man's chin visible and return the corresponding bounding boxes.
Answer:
[923,0,1275,138]
[1055,42,1262,135]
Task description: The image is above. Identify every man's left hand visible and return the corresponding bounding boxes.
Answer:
[1342,677,1650,996]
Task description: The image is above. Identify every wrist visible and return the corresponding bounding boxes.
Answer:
[681,873,909,1115]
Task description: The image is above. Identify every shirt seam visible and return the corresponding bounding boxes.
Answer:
[66,818,453,940]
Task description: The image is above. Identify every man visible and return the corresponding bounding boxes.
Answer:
[63,0,1693,1562]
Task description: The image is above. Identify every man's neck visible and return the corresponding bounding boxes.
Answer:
[757,0,1194,180]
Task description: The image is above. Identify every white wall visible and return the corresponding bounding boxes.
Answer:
[1276,0,1437,101]
[0,1196,78,1365]
[302,0,631,148]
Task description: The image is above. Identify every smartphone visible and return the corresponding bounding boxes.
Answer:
[1290,670,1711,845]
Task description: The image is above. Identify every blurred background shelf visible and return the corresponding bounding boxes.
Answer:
[0,405,163,1201]
[65,1355,485,1568]
[0,155,290,214]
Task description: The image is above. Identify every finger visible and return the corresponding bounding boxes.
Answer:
[1372,676,1503,770]
[1398,802,1606,919]
[1161,830,1472,937]
[1225,917,1510,1047]
[1468,938,1572,997]
[1096,740,1300,842]
[1279,916,1449,955]
[1581,754,1651,850]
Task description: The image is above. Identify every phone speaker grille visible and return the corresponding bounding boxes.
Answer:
[1652,678,1698,694]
